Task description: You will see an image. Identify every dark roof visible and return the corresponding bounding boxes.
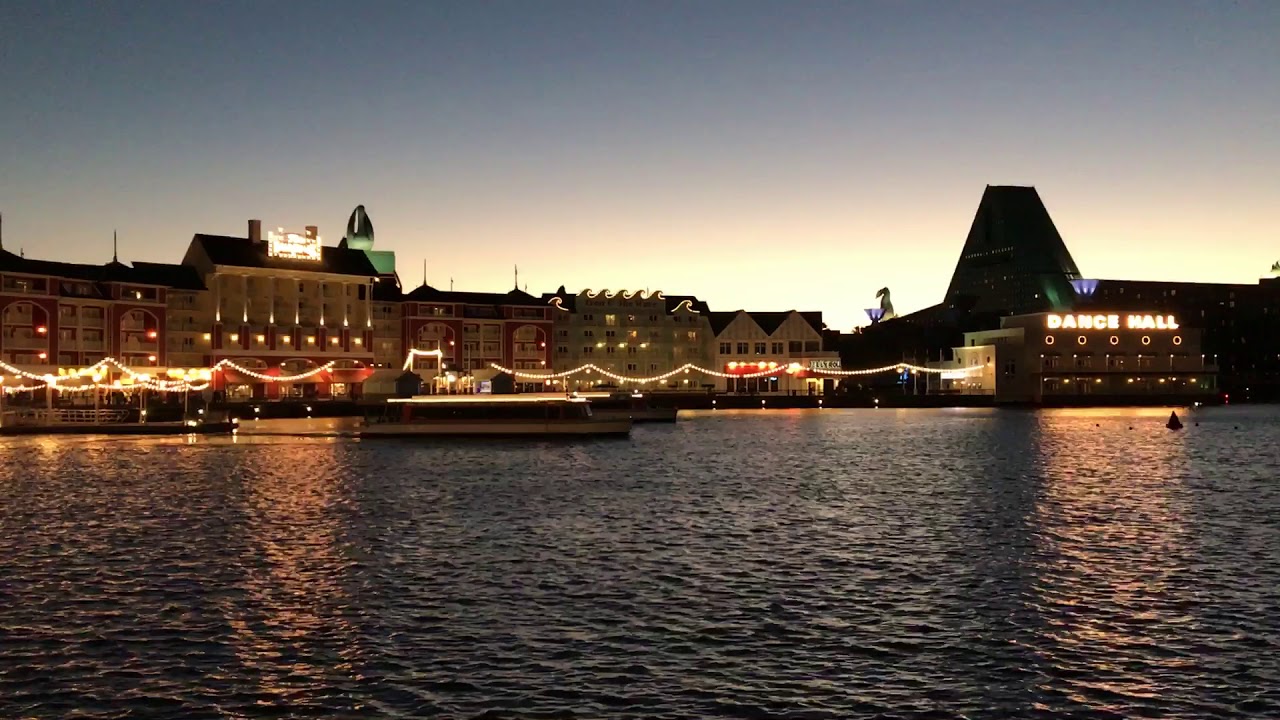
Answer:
[708,311,739,335]
[747,311,790,335]
[130,261,206,290]
[371,278,404,302]
[191,234,379,277]
[709,310,825,337]
[539,289,711,315]
[664,294,711,314]
[542,289,575,311]
[404,284,544,306]
[0,249,197,292]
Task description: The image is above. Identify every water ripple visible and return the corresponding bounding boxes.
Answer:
[1,407,1278,718]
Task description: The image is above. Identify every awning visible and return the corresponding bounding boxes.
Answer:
[361,368,407,395]
[470,368,502,383]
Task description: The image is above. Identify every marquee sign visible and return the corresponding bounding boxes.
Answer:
[1046,313,1179,331]
[808,360,843,371]
[267,229,322,261]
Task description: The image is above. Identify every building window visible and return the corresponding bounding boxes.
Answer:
[736,342,749,354]
[1003,360,1016,376]
[649,315,659,322]
[628,330,638,339]
[583,329,594,337]
[771,342,784,354]
[558,329,569,337]
[605,314,617,326]
[583,314,594,321]
[687,331,698,341]
[626,363,637,371]
[754,342,766,354]
[557,346,568,354]
[719,342,731,354]
[583,346,594,354]
[804,341,819,352]
[605,330,616,338]
[606,346,616,354]
[789,341,802,353]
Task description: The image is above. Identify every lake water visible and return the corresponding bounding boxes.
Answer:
[2,407,1279,718]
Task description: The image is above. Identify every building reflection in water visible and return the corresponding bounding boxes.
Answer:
[1028,409,1195,711]
[219,439,364,701]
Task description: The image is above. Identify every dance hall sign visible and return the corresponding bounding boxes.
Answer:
[1046,313,1179,331]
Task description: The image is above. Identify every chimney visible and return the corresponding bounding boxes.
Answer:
[305,225,318,240]
[248,219,262,242]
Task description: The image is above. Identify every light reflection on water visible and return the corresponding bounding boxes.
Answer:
[1,406,1278,718]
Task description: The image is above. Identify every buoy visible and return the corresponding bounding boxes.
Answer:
[1166,411,1183,430]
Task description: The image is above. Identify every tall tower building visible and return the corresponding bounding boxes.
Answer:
[944,185,1081,315]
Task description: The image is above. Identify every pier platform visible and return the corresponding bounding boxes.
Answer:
[0,421,235,436]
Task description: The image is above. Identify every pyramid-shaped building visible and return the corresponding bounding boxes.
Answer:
[943,185,1081,315]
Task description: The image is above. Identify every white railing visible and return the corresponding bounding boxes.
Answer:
[1,408,131,426]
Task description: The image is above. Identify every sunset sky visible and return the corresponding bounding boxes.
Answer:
[1,1,1277,330]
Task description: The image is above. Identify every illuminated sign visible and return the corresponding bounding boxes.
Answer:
[808,360,842,371]
[940,370,968,380]
[267,229,322,261]
[1046,313,1179,331]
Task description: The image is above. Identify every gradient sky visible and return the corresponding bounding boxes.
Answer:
[2,1,1277,330]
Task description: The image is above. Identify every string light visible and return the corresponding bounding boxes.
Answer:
[402,348,445,371]
[0,355,337,394]
[481,359,978,383]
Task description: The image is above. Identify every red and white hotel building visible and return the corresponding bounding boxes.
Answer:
[0,217,552,400]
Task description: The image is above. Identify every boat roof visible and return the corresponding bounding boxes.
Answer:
[387,395,587,405]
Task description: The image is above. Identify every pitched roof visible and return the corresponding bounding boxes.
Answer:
[0,249,198,291]
[404,284,544,306]
[708,311,739,335]
[130,261,206,290]
[191,234,379,277]
[708,310,825,337]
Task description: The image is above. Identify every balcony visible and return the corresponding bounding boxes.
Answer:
[2,336,49,350]
[121,339,159,353]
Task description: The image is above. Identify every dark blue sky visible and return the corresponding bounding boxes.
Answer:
[2,1,1277,328]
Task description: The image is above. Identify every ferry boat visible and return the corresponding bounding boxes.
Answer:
[359,395,632,438]
[575,392,679,423]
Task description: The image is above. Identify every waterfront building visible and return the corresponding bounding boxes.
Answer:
[398,284,553,393]
[1069,276,1280,401]
[543,288,715,391]
[710,310,841,395]
[0,241,198,380]
[178,219,383,400]
[930,311,1218,403]
[867,184,1280,400]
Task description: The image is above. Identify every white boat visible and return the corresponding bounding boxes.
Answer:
[359,395,632,438]
[574,391,679,423]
